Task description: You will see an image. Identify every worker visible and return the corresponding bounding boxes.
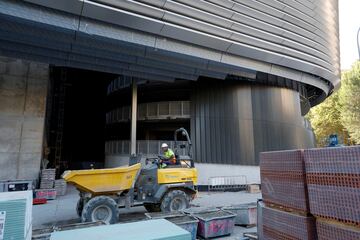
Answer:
[160,143,176,168]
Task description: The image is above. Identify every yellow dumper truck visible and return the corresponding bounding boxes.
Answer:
[62,128,197,224]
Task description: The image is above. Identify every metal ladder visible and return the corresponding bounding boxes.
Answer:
[54,68,67,171]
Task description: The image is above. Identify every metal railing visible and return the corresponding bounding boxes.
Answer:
[106,101,190,124]
[208,175,248,192]
[105,140,188,156]
[107,76,132,94]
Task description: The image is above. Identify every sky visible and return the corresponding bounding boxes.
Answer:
[339,0,360,70]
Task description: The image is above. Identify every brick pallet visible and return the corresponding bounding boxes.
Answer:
[54,179,67,196]
[260,150,310,213]
[317,219,360,240]
[40,169,56,189]
[304,146,360,226]
[262,205,316,240]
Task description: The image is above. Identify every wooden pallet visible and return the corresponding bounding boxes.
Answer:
[237,224,257,228]
[264,201,310,217]
[316,216,360,229]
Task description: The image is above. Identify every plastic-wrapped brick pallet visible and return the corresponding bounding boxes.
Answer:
[40,169,56,189]
[263,205,316,240]
[260,149,310,213]
[317,220,360,240]
[304,146,360,226]
[54,179,67,196]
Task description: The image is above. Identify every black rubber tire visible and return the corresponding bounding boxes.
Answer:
[81,196,118,224]
[76,198,84,217]
[160,190,190,212]
[144,203,161,212]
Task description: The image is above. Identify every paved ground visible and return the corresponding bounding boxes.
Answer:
[33,186,261,239]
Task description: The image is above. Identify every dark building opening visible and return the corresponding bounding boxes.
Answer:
[45,67,116,175]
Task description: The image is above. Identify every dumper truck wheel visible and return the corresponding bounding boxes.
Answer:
[81,196,118,224]
[161,190,190,212]
[76,198,84,217]
[144,203,161,212]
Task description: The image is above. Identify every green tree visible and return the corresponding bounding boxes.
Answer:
[306,91,348,147]
[339,61,360,144]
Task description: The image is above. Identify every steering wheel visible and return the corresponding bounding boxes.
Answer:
[146,157,160,165]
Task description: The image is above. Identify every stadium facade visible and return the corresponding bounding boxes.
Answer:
[0,0,340,185]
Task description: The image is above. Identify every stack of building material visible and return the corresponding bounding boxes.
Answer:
[54,179,67,196]
[50,219,191,240]
[304,146,360,239]
[316,220,360,240]
[260,150,317,239]
[262,205,317,240]
[36,169,57,200]
[39,169,56,189]
[260,150,309,212]
[34,189,57,200]
[0,191,32,240]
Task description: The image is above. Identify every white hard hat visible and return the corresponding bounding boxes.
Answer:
[161,143,168,148]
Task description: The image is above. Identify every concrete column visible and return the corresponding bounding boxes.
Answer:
[0,56,49,180]
[130,78,137,155]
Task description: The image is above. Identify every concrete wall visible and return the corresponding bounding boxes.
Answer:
[0,56,48,180]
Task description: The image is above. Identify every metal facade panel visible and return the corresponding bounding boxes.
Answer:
[0,0,340,105]
[24,0,84,15]
[191,81,315,165]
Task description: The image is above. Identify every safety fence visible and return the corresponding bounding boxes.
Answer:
[208,175,247,192]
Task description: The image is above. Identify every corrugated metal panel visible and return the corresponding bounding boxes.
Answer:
[0,0,340,104]
[191,81,315,165]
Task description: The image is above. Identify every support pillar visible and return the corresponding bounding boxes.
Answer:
[130,78,137,155]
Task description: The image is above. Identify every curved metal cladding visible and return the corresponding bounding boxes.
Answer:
[0,0,340,107]
[191,81,315,165]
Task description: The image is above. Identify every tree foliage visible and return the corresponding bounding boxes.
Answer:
[339,61,360,144]
[306,91,347,147]
[307,61,360,146]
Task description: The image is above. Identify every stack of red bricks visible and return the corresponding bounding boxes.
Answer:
[260,146,360,240]
[262,205,316,240]
[305,146,360,239]
[260,149,316,240]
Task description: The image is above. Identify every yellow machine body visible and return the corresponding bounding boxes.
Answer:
[62,163,141,195]
[157,168,198,185]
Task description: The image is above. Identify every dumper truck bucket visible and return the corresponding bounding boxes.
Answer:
[62,163,141,195]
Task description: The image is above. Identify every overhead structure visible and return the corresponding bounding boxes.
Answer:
[0,0,340,105]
